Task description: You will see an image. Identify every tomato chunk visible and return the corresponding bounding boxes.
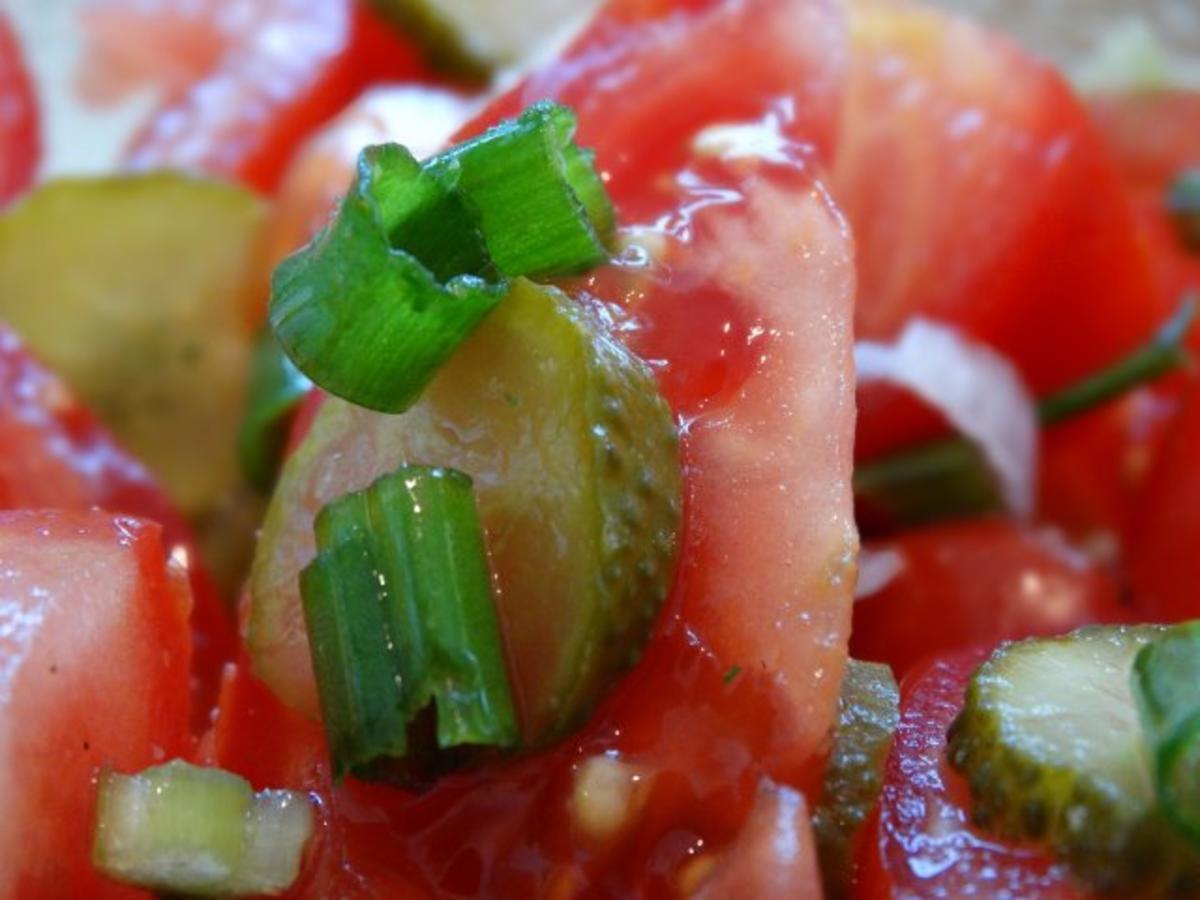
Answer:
[0,325,235,728]
[855,649,1085,899]
[0,510,191,897]
[82,0,431,192]
[851,519,1130,679]
[0,10,39,205]
[840,1,1161,461]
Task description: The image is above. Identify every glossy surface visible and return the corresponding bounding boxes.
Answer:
[855,649,1085,899]
[0,11,39,205]
[851,519,1129,678]
[0,510,191,898]
[842,0,1161,463]
[82,0,431,192]
[0,325,234,729]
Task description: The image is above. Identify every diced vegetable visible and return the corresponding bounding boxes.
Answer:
[302,465,518,780]
[0,11,38,205]
[0,174,266,593]
[1168,168,1200,251]
[947,626,1200,894]
[1133,621,1200,847]
[239,329,313,492]
[812,660,899,900]
[93,760,312,896]
[252,278,681,741]
[855,300,1195,529]
[270,103,613,414]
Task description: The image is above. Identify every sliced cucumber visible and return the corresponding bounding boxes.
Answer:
[249,278,681,744]
[947,625,1200,895]
[0,175,266,592]
[813,659,899,899]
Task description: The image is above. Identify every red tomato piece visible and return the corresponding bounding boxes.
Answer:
[1128,383,1200,623]
[851,519,1129,679]
[840,1,1161,462]
[81,0,430,192]
[0,325,235,729]
[0,509,191,898]
[854,649,1086,900]
[0,10,39,205]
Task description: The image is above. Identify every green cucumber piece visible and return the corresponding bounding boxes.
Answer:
[249,278,681,744]
[813,659,899,899]
[947,625,1200,895]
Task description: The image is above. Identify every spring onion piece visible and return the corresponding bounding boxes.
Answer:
[301,464,519,782]
[92,759,313,896]
[238,329,313,492]
[855,298,1196,529]
[1168,169,1200,253]
[270,144,505,414]
[430,101,614,278]
[1133,621,1200,847]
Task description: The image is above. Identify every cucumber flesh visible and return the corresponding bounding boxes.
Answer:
[813,659,899,899]
[947,625,1200,895]
[249,279,681,744]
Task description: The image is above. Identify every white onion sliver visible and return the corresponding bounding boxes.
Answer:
[854,547,906,601]
[856,319,1038,518]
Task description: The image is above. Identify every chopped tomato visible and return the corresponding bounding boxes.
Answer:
[851,519,1130,679]
[1128,384,1200,623]
[854,649,1085,900]
[81,0,432,192]
[0,325,235,729]
[840,1,1162,461]
[0,510,191,898]
[0,10,39,205]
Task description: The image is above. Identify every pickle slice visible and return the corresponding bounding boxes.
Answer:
[947,625,1200,895]
[813,659,899,899]
[0,174,266,591]
[249,279,681,743]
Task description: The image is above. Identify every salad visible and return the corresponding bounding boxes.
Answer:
[0,0,1199,896]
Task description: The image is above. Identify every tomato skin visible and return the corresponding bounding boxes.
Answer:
[0,325,235,730]
[0,509,192,898]
[0,10,39,205]
[842,2,1161,464]
[1128,384,1200,623]
[110,0,431,192]
[850,519,1129,680]
[855,649,1085,900]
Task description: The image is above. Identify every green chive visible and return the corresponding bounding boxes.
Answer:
[1133,621,1200,847]
[92,760,312,896]
[301,464,519,781]
[428,101,614,278]
[238,328,313,492]
[1168,169,1200,253]
[269,103,613,414]
[854,299,1196,529]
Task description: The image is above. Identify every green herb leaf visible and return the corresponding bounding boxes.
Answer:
[1132,621,1200,847]
[1168,168,1200,253]
[301,464,519,781]
[238,328,313,492]
[855,298,1196,530]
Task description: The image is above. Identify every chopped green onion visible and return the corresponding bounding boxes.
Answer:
[238,328,313,491]
[428,101,614,278]
[270,103,614,414]
[854,299,1196,529]
[92,759,312,896]
[1133,621,1200,847]
[1168,169,1200,253]
[301,464,519,781]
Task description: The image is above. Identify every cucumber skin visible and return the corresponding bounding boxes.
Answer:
[947,626,1200,897]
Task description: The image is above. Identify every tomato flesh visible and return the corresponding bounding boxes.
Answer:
[0,10,39,205]
[83,0,431,192]
[841,1,1161,463]
[0,510,192,898]
[855,649,1085,899]
[0,325,235,729]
